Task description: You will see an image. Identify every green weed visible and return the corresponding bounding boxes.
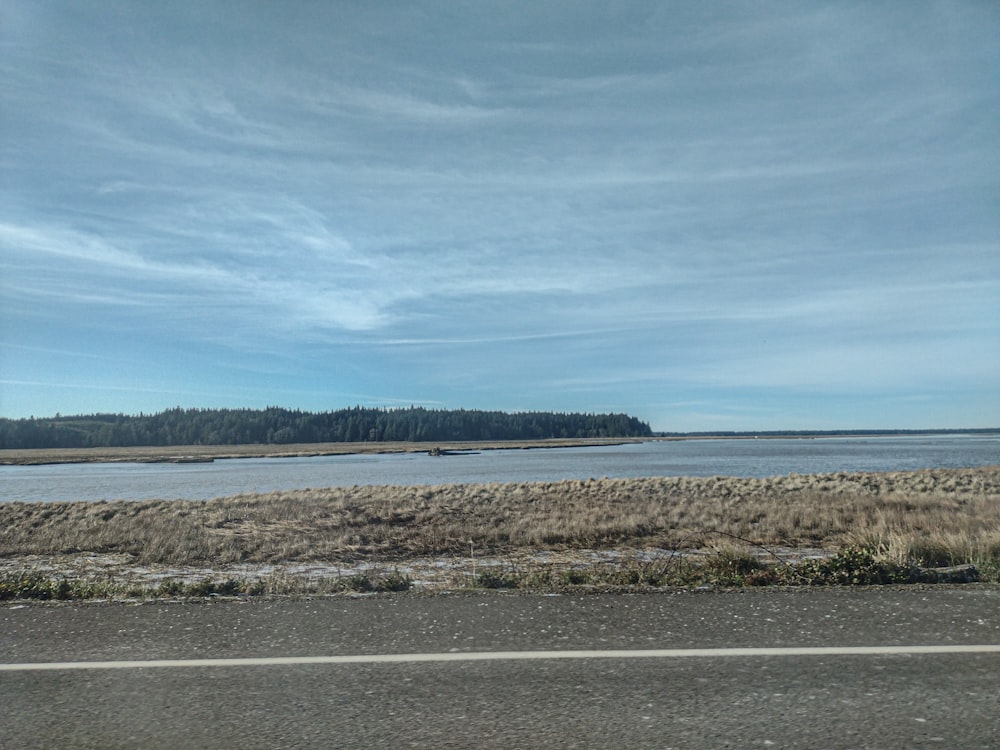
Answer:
[472,569,523,589]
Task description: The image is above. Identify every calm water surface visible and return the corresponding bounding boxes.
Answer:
[1,435,997,503]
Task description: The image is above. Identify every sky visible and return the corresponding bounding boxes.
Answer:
[1,2,998,432]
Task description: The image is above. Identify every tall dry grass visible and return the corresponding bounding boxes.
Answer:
[2,467,998,568]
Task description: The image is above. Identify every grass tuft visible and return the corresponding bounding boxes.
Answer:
[2,466,998,598]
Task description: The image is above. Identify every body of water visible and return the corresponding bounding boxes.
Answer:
[1,435,997,503]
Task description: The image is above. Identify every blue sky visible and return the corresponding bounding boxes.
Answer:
[2,2,998,431]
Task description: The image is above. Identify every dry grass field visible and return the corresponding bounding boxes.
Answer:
[2,466,999,598]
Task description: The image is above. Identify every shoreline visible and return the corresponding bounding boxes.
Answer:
[0,438,644,466]
[3,431,993,466]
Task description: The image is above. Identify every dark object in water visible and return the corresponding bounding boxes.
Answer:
[428,447,479,457]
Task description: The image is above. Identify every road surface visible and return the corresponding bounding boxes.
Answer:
[2,587,999,748]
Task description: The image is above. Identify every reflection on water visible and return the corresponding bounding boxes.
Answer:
[1,435,997,503]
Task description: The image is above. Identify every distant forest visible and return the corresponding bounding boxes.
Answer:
[0,407,653,450]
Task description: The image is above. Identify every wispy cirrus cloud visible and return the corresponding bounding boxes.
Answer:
[2,1,997,427]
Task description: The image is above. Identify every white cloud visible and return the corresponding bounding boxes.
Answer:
[2,1,997,425]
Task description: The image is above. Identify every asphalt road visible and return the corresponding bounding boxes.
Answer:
[2,588,999,749]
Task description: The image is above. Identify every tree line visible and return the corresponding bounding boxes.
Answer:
[0,407,652,449]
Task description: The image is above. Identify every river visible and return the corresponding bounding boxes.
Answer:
[1,435,997,503]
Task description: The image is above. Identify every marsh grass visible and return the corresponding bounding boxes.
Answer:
[0,567,413,601]
[2,467,998,598]
[469,545,979,591]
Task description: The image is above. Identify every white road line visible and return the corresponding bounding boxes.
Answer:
[3,645,1000,672]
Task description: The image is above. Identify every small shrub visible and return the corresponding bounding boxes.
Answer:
[377,570,413,592]
[0,571,98,601]
[520,568,553,588]
[594,562,672,587]
[154,579,187,597]
[976,559,1000,584]
[0,571,56,600]
[560,568,592,586]
[601,566,645,586]
[473,569,522,589]
[211,578,244,596]
[794,547,914,585]
[185,577,244,597]
[334,570,412,593]
[703,552,766,586]
[341,573,377,592]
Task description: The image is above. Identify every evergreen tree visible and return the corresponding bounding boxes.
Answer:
[0,407,653,449]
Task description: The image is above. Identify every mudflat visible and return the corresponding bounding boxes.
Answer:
[0,438,642,465]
